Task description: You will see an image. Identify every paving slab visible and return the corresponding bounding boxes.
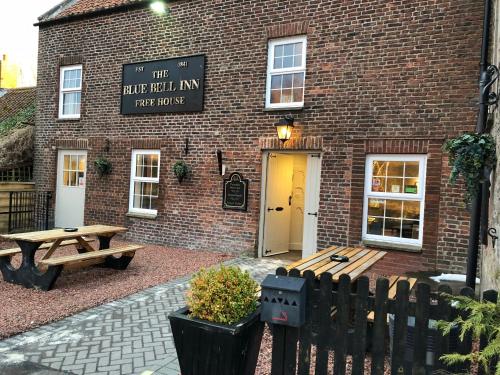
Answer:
[0,257,284,375]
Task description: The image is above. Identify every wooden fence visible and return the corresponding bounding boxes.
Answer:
[270,267,498,375]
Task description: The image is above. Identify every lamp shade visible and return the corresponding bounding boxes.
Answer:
[275,116,294,143]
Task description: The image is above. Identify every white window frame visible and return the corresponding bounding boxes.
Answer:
[265,35,307,109]
[128,149,161,215]
[362,154,427,247]
[58,64,82,119]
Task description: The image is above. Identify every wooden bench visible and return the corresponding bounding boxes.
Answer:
[367,275,417,322]
[38,244,144,270]
[0,238,95,258]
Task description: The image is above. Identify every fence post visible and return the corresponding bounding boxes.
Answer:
[371,277,389,375]
[391,279,410,375]
[270,267,288,375]
[8,191,13,233]
[412,282,431,375]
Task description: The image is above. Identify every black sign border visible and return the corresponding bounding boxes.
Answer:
[120,53,206,115]
[222,172,249,212]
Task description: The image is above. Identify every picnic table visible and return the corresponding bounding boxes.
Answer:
[286,245,387,282]
[0,225,143,291]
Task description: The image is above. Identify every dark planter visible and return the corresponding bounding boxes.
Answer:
[169,306,264,375]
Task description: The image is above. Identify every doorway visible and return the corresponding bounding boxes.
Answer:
[259,151,322,259]
[55,150,87,228]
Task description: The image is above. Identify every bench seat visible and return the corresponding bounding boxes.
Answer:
[0,238,95,258]
[38,244,143,267]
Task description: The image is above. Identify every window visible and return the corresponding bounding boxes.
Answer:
[362,155,427,247]
[59,65,82,119]
[129,150,160,215]
[266,36,307,109]
[63,154,86,188]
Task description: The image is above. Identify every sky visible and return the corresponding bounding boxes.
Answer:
[0,0,63,87]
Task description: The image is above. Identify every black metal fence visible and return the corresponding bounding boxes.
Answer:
[269,267,498,375]
[0,191,53,233]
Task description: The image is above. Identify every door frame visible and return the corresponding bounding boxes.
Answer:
[55,149,88,228]
[258,150,322,258]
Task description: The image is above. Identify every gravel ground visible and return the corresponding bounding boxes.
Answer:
[0,238,232,339]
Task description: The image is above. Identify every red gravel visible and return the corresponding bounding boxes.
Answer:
[0,238,232,339]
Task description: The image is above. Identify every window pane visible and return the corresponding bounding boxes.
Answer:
[385,200,402,218]
[292,88,304,102]
[282,56,294,68]
[271,75,281,90]
[294,42,303,55]
[63,155,70,169]
[387,161,404,177]
[402,220,419,239]
[63,68,82,89]
[62,92,81,115]
[136,154,143,167]
[387,177,404,193]
[372,161,386,176]
[281,89,292,103]
[384,218,401,237]
[78,156,86,172]
[63,171,69,186]
[70,171,77,186]
[151,154,159,167]
[275,45,284,57]
[367,217,383,235]
[274,57,283,69]
[152,166,158,179]
[371,177,386,192]
[271,89,281,103]
[403,201,420,220]
[70,155,77,170]
[368,199,385,216]
[293,55,302,67]
[293,72,304,88]
[405,161,419,177]
[282,74,293,88]
[283,43,294,56]
[404,178,419,194]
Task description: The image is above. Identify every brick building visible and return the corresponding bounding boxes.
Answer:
[34,0,483,274]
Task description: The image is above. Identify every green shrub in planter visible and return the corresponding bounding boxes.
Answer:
[173,160,190,183]
[443,133,496,203]
[169,266,263,375]
[94,157,112,177]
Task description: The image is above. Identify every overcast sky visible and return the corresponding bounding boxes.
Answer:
[0,0,63,87]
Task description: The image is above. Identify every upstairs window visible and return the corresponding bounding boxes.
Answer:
[266,36,307,109]
[129,150,160,216]
[59,65,82,119]
[363,155,427,247]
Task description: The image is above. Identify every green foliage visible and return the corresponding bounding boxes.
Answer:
[443,133,496,203]
[187,265,259,325]
[0,104,36,136]
[173,160,190,182]
[94,157,112,176]
[437,294,500,374]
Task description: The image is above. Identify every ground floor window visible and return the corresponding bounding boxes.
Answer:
[362,154,427,247]
[129,150,160,215]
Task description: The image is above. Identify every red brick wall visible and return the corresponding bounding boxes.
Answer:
[35,0,482,272]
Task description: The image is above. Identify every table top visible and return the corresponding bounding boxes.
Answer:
[286,245,386,282]
[0,225,128,243]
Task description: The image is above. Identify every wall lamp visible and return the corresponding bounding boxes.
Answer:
[150,1,168,14]
[275,115,294,143]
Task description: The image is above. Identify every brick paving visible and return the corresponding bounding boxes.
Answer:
[0,257,285,375]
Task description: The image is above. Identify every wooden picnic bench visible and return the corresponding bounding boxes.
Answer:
[0,225,144,291]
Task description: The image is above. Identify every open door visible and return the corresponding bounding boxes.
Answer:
[302,154,322,258]
[263,153,294,256]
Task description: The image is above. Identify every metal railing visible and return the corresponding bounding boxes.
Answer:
[0,191,53,233]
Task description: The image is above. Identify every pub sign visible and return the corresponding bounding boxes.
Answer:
[223,172,249,211]
[121,55,205,114]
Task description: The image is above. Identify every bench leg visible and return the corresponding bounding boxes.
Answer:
[98,234,115,250]
[103,252,135,270]
[0,241,63,291]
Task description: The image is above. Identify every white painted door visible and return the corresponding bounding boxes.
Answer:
[55,150,87,228]
[263,153,294,256]
[302,154,322,258]
[289,155,307,250]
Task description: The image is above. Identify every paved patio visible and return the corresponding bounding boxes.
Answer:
[0,256,285,375]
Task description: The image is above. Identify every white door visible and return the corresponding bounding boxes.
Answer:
[289,155,307,250]
[263,153,294,256]
[55,150,87,228]
[302,154,322,258]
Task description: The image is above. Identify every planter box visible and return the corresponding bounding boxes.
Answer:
[169,306,264,375]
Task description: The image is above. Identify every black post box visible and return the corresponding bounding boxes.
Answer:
[260,274,306,327]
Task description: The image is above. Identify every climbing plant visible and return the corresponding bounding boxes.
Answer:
[443,133,497,203]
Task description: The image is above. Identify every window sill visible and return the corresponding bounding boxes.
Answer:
[126,211,157,220]
[56,117,81,122]
[362,239,422,253]
[263,106,304,112]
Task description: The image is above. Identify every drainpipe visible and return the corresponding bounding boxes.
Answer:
[466,0,492,289]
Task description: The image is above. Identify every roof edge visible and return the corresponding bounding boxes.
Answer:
[34,1,148,27]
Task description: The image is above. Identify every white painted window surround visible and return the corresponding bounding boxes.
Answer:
[129,150,160,216]
[58,65,82,119]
